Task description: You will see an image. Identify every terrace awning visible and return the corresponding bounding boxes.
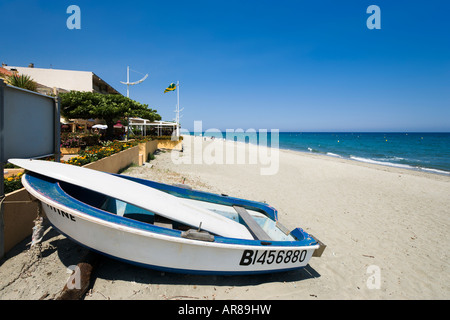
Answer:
[92,124,108,129]
[128,118,179,136]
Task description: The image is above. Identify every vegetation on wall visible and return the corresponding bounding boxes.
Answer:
[5,74,37,92]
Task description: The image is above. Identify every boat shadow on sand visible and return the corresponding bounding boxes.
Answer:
[3,226,321,292]
[91,252,321,288]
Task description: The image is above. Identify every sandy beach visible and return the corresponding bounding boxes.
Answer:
[1,134,449,300]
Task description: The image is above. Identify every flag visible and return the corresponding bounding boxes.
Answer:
[164,83,176,93]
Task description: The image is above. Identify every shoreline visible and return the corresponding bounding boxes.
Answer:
[281,147,450,180]
[190,134,450,179]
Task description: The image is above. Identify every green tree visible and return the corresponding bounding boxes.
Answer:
[60,91,161,139]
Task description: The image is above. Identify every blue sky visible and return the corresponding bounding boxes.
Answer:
[1,0,449,132]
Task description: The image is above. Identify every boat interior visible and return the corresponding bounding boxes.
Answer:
[59,181,295,242]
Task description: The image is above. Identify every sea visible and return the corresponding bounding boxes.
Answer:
[193,132,450,175]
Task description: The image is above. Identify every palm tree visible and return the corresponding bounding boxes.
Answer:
[6,74,37,92]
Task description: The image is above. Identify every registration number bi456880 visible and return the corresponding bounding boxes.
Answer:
[239,249,307,266]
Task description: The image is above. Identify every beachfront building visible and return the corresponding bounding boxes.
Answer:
[128,118,178,137]
[3,64,120,96]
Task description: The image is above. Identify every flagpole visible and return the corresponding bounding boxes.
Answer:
[176,81,180,138]
[126,66,129,98]
[126,66,130,140]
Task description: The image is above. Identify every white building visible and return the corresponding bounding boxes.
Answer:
[4,65,120,95]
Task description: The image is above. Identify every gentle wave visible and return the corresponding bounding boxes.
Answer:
[350,156,414,169]
[326,152,341,158]
[350,156,450,175]
[419,167,450,175]
[373,156,406,162]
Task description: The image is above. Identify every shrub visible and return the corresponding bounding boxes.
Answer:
[62,140,139,166]
[80,133,100,147]
[61,133,101,149]
[61,133,81,148]
[4,172,24,194]
[6,74,37,92]
[61,137,81,148]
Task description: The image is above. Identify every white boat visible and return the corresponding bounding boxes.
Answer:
[11,159,324,275]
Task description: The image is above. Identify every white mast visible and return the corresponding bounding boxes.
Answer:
[120,66,148,98]
[120,66,148,140]
[126,66,129,97]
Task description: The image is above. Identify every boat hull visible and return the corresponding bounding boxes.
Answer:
[43,203,316,274]
[22,173,319,275]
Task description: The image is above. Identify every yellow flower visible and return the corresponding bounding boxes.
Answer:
[7,177,13,182]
